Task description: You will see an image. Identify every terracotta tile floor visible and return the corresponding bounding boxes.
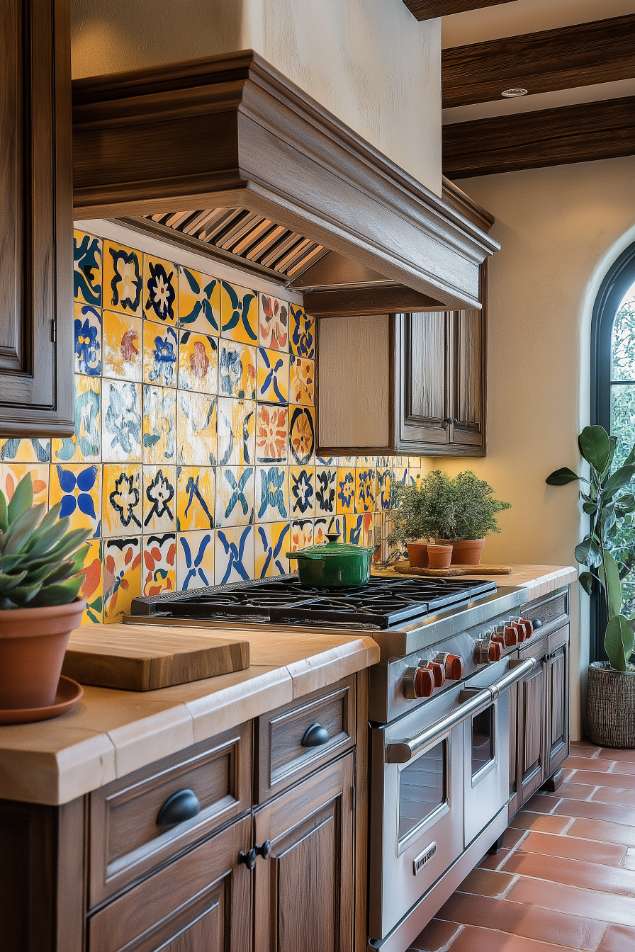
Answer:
[409,743,635,951]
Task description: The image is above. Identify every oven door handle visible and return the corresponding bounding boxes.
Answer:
[385,657,537,765]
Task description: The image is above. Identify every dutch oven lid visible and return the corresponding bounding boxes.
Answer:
[288,532,374,560]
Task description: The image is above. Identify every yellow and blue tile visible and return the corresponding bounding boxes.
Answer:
[178,266,220,335]
[288,519,313,553]
[176,466,215,531]
[289,405,315,465]
[255,404,288,463]
[315,467,337,516]
[142,465,177,533]
[259,294,289,351]
[177,530,215,590]
[102,463,142,537]
[215,466,255,527]
[377,468,394,510]
[143,321,178,387]
[289,356,315,406]
[289,465,315,517]
[142,385,177,465]
[257,347,289,404]
[255,521,290,578]
[73,230,102,307]
[255,465,288,522]
[178,330,218,394]
[49,462,102,537]
[336,468,356,515]
[0,463,49,507]
[102,379,142,463]
[345,513,375,547]
[103,240,143,315]
[74,302,102,376]
[215,525,254,584]
[217,397,256,466]
[143,532,177,596]
[143,254,177,324]
[220,281,258,344]
[102,536,141,622]
[80,539,103,624]
[102,310,142,382]
[314,516,344,546]
[289,305,315,358]
[218,340,257,400]
[0,437,50,464]
[177,392,217,465]
[356,468,377,513]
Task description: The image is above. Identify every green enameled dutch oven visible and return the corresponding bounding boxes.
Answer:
[287,533,374,588]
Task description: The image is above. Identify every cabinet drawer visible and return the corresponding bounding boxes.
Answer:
[89,723,252,906]
[525,591,568,630]
[257,676,356,801]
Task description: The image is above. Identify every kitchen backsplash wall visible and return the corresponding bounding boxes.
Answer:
[0,226,423,623]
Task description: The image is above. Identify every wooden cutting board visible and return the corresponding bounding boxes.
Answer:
[62,624,250,691]
[391,561,512,578]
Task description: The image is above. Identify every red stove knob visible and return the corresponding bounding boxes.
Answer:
[488,640,503,662]
[402,665,435,699]
[510,621,527,642]
[503,624,520,646]
[443,653,464,680]
[422,661,445,688]
[519,617,534,638]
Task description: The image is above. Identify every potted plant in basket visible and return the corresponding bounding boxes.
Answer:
[0,474,89,716]
[390,470,457,568]
[546,425,635,747]
[444,471,511,565]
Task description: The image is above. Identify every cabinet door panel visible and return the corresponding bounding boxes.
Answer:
[398,312,449,446]
[254,754,354,952]
[517,662,546,805]
[0,0,73,435]
[450,309,484,447]
[546,633,569,778]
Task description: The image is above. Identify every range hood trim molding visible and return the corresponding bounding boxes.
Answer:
[73,49,499,310]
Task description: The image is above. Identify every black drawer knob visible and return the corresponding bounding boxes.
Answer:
[238,847,257,871]
[301,722,330,747]
[156,788,201,829]
[256,839,272,859]
[532,618,543,629]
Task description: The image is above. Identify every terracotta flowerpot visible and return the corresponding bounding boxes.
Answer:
[426,543,453,570]
[0,600,85,710]
[407,542,428,568]
[449,539,485,565]
[586,661,635,748]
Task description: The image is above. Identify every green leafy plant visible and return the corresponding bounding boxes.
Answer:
[546,425,635,672]
[448,471,511,541]
[0,474,90,610]
[390,470,456,544]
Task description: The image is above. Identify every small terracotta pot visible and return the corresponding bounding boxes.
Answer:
[407,542,428,568]
[450,539,485,565]
[426,544,453,570]
[0,600,85,710]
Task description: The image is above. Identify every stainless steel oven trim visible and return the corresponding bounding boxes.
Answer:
[396,730,451,856]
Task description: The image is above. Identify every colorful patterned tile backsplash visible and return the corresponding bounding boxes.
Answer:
[11,227,422,622]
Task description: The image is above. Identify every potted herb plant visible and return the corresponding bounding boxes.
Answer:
[546,425,635,747]
[391,470,456,568]
[445,471,511,565]
[0,474,89,713]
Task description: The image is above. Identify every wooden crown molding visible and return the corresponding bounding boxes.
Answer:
[443,15,635,109]
[443,96,635,178]
[73,49,498,309]
[404,0,508,20]
[441,176,494,232]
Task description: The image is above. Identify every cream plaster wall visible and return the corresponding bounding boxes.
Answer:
[71,0,441,193]
[436,156,635,739]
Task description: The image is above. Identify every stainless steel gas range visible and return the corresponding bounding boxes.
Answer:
[130,574,547,952]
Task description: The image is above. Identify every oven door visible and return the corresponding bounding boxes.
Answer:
[463,686,509,845]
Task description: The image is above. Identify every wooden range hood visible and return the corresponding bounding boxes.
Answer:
[73,50,499,311]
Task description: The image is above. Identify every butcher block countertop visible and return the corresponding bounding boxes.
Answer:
[0,625,379,806]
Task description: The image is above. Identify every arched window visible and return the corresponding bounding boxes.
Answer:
[591,244,635,658]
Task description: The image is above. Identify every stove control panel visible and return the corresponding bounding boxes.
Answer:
[474,617,534,663]
[402,653,464,699]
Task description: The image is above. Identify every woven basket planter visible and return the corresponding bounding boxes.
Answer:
[586,662,635,748]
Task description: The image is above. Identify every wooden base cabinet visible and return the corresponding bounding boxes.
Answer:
[516,657,547,806]
[545,628,570,778]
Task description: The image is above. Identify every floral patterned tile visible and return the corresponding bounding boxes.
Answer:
[259,295,289,351]
[177,530,214,591]
[288,519,314,553]
[74,302,102,376]
[255,465,288,522]
[356,467,377,513]
[143,254,177,324]
[103,241,143,316]
[102,379,142,463]
[336,467,356,515]
[215,526,254,584]
[176,466,215,531]
[143,465,176,533]
[289,405,315,465]
[143,321,178,388]
[218,340,257,400]
[377,468,394,510]
[178,330,218,394]
[73,230,102,307]
[220,281,258,344]
[256,404,288,463]
[255,521,291,578]
[257,347,289,404]
[289,305,315,358]
[315,467,337,516]
[142,385,177,465]
[178,267,220,335]
[0,463,49,507]
[177,392,217,466]
[51,377,101,465]
[102,310,142,382]
[313,515,344,546]
[345,513,375,547]
[215,466,254,528]
[143,533,177,596]
[217,397,256,466]
[102,463,142,537]
[289,465,315,517]
[289,356,314,406]
[103,536,141,622]
[49,463,101,537]
[80,539,103,624]
[0,438,50,463]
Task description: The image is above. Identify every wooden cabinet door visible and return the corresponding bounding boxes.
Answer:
[254,754,354,952]
[449,309,485,448]
[517,661,546,806]
[0,0,74,436]
[396,312,450,447]
[89,816,252,952]
[545,631,570,778]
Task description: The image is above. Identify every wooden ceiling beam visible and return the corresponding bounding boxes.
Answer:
[443,15,635,108]
[443,96,635,178]
[404,0,510,20]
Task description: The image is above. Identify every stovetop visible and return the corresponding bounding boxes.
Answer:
[131,574,497,630]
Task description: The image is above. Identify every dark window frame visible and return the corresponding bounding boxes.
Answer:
[590,242,635,661]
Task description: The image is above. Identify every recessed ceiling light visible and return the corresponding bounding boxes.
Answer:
[501,87,528,98]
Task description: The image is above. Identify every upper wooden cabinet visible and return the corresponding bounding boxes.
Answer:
[0,0,74,436]
[317,288,486,458]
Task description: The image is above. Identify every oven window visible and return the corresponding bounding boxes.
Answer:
[472,705,495,777]
[398,740,446,841]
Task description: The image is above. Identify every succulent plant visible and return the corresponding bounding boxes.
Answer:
[0,474,90,610]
